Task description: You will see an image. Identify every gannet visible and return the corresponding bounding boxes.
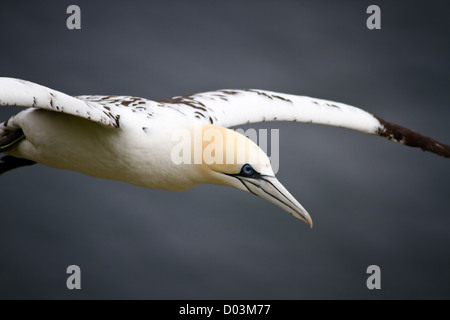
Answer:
[1,78,449,227]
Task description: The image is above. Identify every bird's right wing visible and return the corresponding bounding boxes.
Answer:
[158,89,450,158]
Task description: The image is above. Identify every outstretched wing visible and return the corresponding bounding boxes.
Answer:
[158,89,450,158]
[0,77,154,129]
[1,78,448,157]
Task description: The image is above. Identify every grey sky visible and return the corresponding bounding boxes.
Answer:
[0,1,449,299]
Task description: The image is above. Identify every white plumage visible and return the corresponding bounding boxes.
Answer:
[1,78,448,227]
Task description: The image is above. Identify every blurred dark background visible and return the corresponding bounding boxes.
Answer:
[0,0,449,299]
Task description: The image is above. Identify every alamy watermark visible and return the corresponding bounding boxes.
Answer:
[170,125,280,173]
[66,5,81,30]
[66,265,81,290]
[366,265,381,290]
[66,4,381,31]
[366,5,381,30]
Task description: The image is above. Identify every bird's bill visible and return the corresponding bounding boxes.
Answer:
[238,175,313,228]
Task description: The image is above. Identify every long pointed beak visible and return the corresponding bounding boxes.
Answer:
[238,175,313,228]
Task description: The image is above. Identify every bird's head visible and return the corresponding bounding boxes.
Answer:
[172,124,312,227]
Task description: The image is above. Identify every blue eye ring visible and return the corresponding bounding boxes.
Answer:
[241,164,254,176]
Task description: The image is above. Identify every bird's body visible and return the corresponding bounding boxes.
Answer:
[8,108,194,190]
[1,77,449,227]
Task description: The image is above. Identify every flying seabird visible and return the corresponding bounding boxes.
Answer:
[1,77,449,227]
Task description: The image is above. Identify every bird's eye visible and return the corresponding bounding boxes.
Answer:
[241,164,255,177]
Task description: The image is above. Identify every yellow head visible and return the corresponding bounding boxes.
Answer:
[171,124,312,227]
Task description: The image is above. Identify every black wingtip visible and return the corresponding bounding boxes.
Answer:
[374,115,450,158]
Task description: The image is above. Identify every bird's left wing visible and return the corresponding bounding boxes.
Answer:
[0,78,156,129]
[158,89,450,158]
